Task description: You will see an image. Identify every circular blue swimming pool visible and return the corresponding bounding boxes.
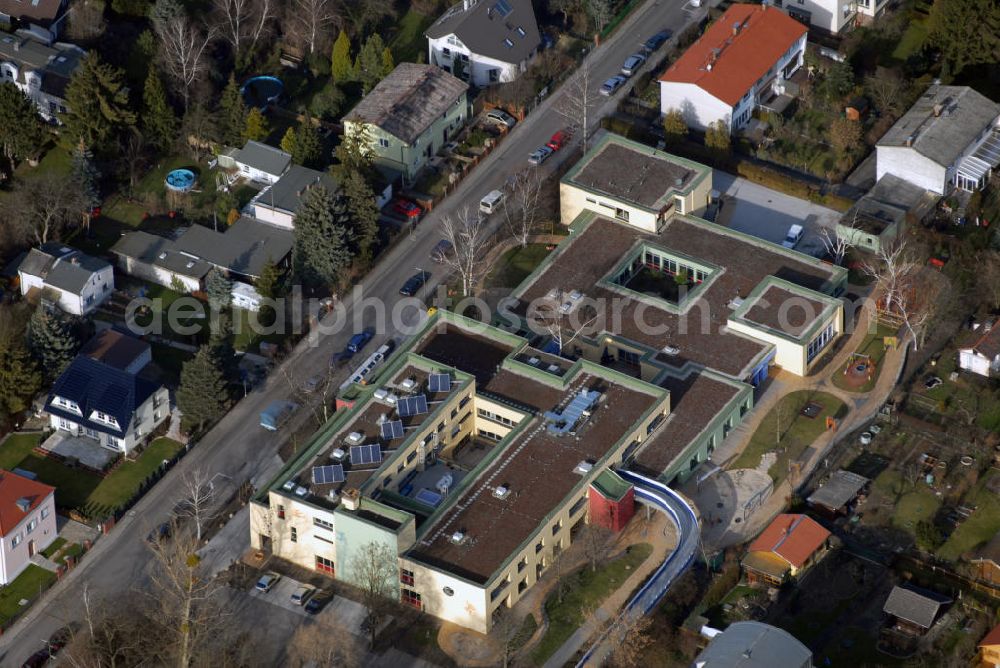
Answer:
[241,75,284,109]
[165,168,196,192]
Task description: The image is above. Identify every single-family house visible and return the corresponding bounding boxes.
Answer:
[225,140,292,185]
[959,321,1000,378]
[742,513,831,586]
[343,63,469,182]
[970,535,1000,585]
[837,174,931,255]
[693,621,812,668]
[771,0,855,34]
[46,356,170,456]
[0,31,83,122]
[79,329,152,375]
[807,469,869,516]
[659,5,807,133]
[0,0,68,42]
[855,0,890,22]
[979,623,1000,668]
[425,0,540,88]
[248,165,338,229]
[876,85,1000,195]
[111,217,293,293]
[0,471,56,584]
[882,585,950,636]
[17,243,113,316]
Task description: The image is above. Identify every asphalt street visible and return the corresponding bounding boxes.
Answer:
[0,0,714,662]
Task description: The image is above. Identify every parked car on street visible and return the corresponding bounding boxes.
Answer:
[333,327,376,363]
[255,572,281,593]
[642,30,671,53]
[400,270,431,297]
[479,189,504,214]
[392,199,422,219]
[546,130,570,151]
[600,75,627,96]
[485,108,516,129]
[528,146,553,165]
[431,239,453,263]
[621,53,647,77]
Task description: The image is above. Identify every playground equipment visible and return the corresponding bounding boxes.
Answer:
[843,352,876,388]
[164,168,196,192]
[241,75,283,109]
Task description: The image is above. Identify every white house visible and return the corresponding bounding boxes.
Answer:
[248,165,338,229]
[659,5,807,133]
[17,243,113,316]
[224,140,291,185]
[46,356,170,456]
[425,0,540,88]
[769,0,855,34]
[876,85,1000,195]
[0,471,57,584]
[0,31,83,122]
[959,321,1000,378]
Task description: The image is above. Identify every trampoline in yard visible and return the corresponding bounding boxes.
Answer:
[165,168,196,192]
[241,75,283,109]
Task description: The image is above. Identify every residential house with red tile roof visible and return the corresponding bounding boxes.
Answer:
[742,513,831,586]
[0,471,56,584]
[659,5,807,133]
[979,622,1000,668]
[959,320,1000,378]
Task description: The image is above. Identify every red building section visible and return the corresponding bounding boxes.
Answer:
[588,470,635,532]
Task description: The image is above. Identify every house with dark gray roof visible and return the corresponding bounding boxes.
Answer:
[17,243,113,315]
[876,85,1000,194]
[248,165,338,229]
[0,0,68,42]
[883,585,951,636]
[111,218,293,293]
[0,30,84,122]
[344,63,469,181]
[46,355,169,455]
[425,0,540,88]
[225,140,292,185]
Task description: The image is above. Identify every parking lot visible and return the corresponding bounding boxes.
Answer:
[713,171,842,257]
[248,574,368,632]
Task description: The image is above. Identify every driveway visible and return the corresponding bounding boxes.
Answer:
[713,171,842,255]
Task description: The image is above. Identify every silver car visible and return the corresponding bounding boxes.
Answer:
[600,75,627,96]
[485,108,516,129]
[621,53,646,77]
[528,146,553,165]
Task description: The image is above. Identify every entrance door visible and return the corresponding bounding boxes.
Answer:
[27,540,36,557]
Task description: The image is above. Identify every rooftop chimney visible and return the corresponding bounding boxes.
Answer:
[933,103,943,117]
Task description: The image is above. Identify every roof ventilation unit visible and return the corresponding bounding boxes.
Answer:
[493,485,510,500]
[573,461,594,475]
[400,377,417,391]
[346,431,364,445]
[451,530,467,544]
[662,345,680,356]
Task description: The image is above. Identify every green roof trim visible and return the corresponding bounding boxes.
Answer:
[591,469,632,502]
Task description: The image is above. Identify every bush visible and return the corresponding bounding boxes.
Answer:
[600,116,643,140]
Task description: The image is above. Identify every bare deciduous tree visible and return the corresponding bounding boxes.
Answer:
[587,0,613,33]
[603,613,654,668]
[214,0,254,58]
[555,57,598,153]
[527,299,601,355]
[978,250,1000,310]
[153,0,218,111]
[819,214,856,266]
[286,619,364,667]
[439,205,494,296]
[492,608,528,668]
[66,0,106,40]
[280,364,338,426]
[247,0,275,54]
[865,67,907,117]
[175,470,217,541]
[285,0,337,56]
[579,523,613,572]
[336,0,396,38]
[862,240,938,351]
[348,541,397,649]
[502,168,544,248]
[10,173,87,245]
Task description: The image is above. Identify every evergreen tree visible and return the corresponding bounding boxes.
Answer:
[176,344,228,432]
[292,116,322,168]
[292,185,353,289]
[71,140,101,212]
[928,0,1000,77]
[63,52,136,150]
[142,68,178,152]
[333,124,376,181]
[0,337,42,420]
[242,108,269,143]
[355,35,388,93]
[342,170,379,258]
[26,308,79,383]
[381,46,394,77]
[205,268,233,312]
[280,126,298,156]
[208,310,237,381]
[219,73,249,146]
[0,82,44,167]
[254,258,283,299]
[452,55,465,81]
[331,30,353,82]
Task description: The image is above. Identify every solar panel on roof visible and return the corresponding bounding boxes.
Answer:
[398,395,428,418]
[429,373,451,393]
[349,444,382,466]
[493,0,512,17]
[312,464,345,484]
[380,419,404,440]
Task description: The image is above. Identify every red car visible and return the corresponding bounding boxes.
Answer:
[392,199,422,219]
[546,130,570,151]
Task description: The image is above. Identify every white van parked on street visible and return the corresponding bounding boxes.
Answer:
[781,224,804,249]
[479,189,504,214]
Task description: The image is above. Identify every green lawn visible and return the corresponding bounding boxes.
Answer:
[936,471,1000,562]
[531,544,653,664]
[831,323,899,393]
[150,343,194,386]
[389,9,434,64]
[0,432,44,470]
[233,307,287,353]
[730,391,847,485]
[87,438,185,510]
[40,537,66,559]
[56,542,84,565]
[0,565,56,622]
[873,469,941,529]
[486,244,554,290]
[891,18,929,62]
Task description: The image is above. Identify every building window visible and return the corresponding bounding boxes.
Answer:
[535,540,543,553]
[406,450,417,464]
[807,323,835,363]
[314,517,333,531]
[516,26,526,37]
[11,534,20,549]
[478,408,516,427]
[26,519,36,534]
[614,208,629,222]
[490,579,509,601]
[517,557,527,573]
[489,68,500,83]
[401,589,422,609]
[400,568,415,586]
[478,428,502,441]
[41,507,49,520]
[378,138,390,148]
[518,579,527,593]
[551,521,562,536]
[442,47,451,57]
[569,496,587,516]
[290,527,297,543]
[315,555,335,575]
[459,395,471,409]
[277,504,285,520]
[443,586,454,596]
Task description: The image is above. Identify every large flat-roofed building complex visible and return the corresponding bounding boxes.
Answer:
[250,135,847,634]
